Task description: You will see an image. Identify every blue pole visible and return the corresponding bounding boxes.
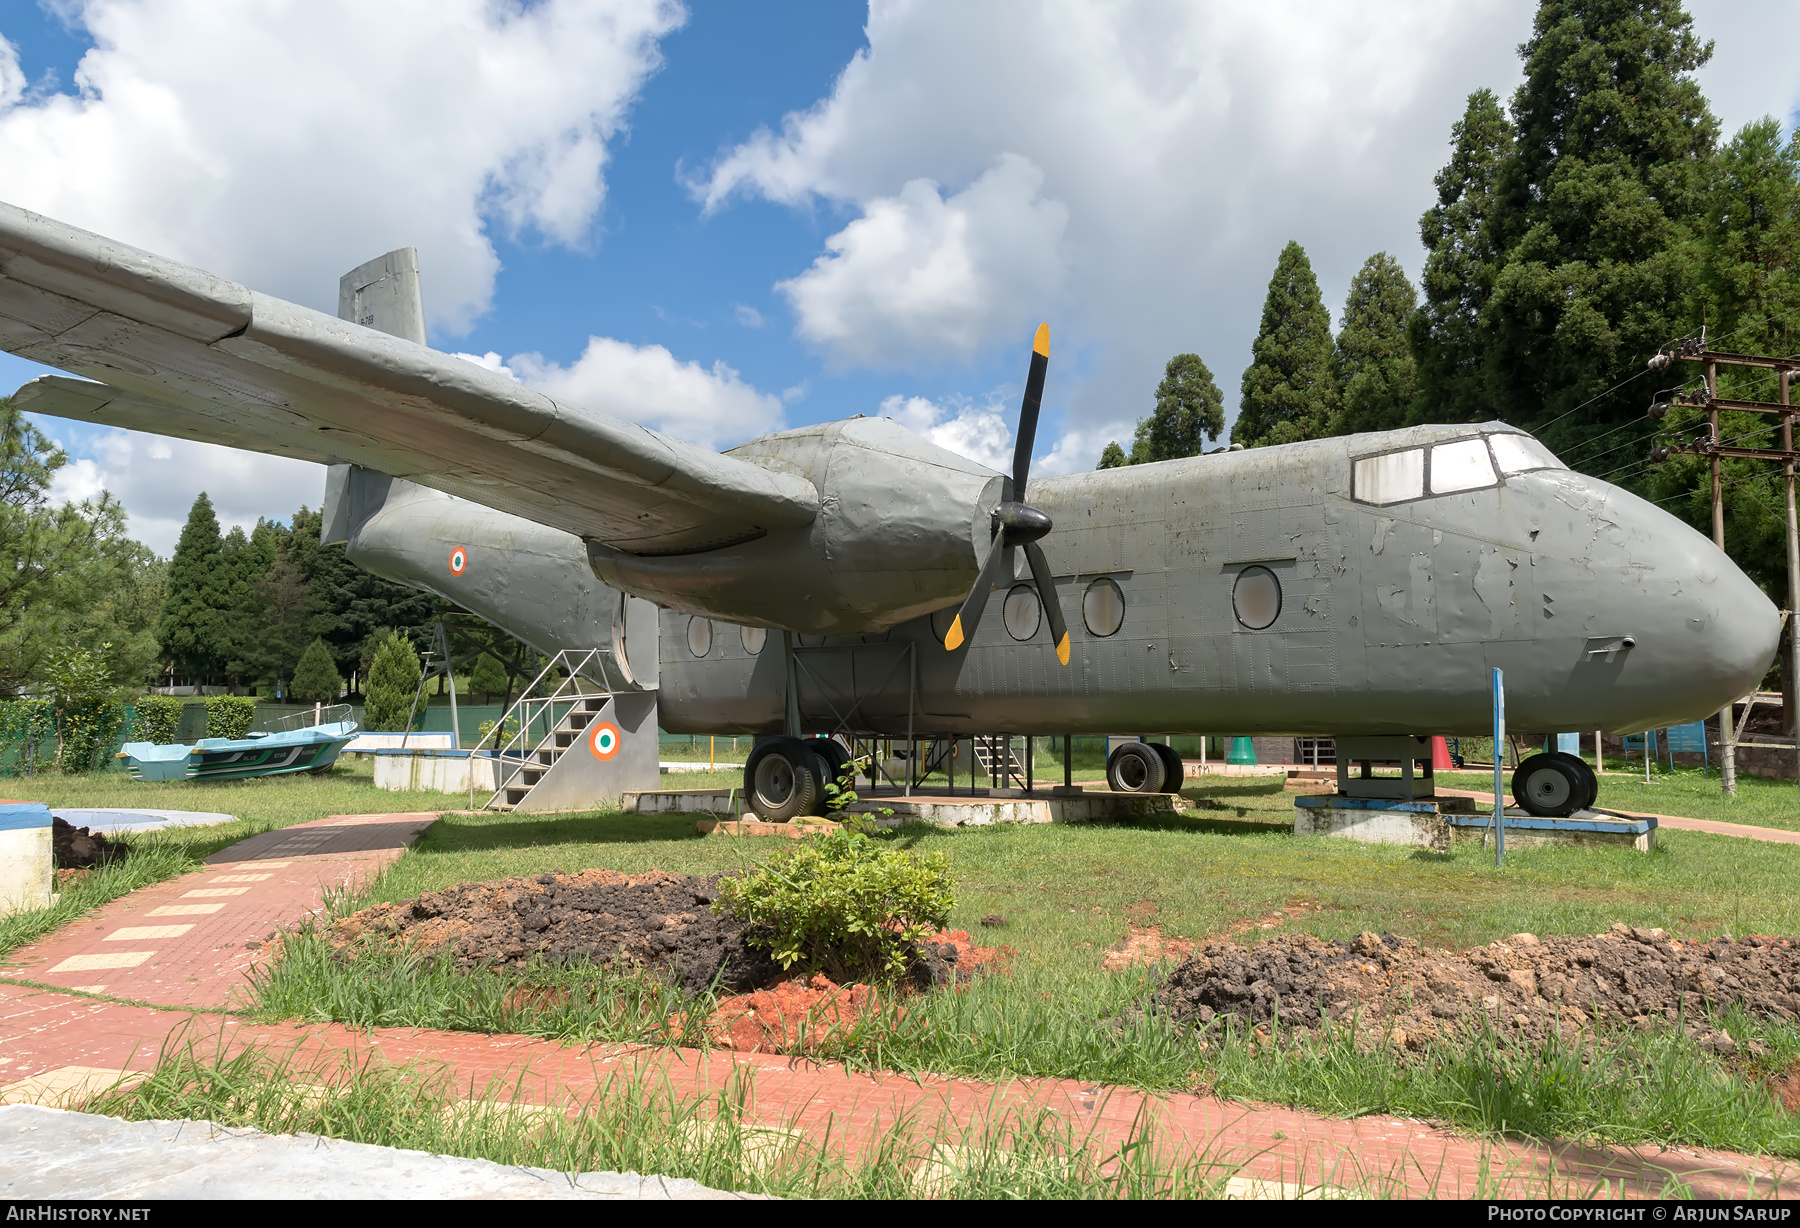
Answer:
[1492,667,1506,865]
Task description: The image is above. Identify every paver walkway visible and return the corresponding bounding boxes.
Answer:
[1,811,1795,1199]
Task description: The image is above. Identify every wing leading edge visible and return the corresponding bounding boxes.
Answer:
[0,202,818,555]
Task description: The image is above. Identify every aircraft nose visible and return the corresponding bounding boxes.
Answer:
[1599,486,1780,724]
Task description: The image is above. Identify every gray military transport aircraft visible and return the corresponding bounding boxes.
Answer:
[0,204,1779,821]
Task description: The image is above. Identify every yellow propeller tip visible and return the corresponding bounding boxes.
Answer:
[1055,633,1070,665]
[945,615,965,651]
[1033,323,1049,357]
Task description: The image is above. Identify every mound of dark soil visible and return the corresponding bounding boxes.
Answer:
[53,817,126,870]
[330,869,778,994]
[1155,926,1800,1052]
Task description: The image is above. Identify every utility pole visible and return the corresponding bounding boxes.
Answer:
[1652,341,1800,794]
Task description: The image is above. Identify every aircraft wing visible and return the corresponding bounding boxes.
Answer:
[0,203,818,555]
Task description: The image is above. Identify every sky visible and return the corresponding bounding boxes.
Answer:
[0,0,1797,556]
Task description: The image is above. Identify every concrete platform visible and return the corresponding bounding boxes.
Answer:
[1294,794,1655,852]
[0,1105,750,1200]
[624,786,1180,827]
[52,808,238,833]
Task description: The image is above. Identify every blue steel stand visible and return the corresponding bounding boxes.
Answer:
[1492,667,1506,866]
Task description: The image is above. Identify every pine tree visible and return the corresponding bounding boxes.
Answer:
[289,637,344,704]
[287,506,436,679]
[1233,242,1338,448]
[1482,0,1717,459]
[157,493,231,682]
[1096,441,1127,470]
[1128,353,1224,462]
[362,630,421,731]
[1333,253,1418,436]
[219,520,277,691]
[1410,89,1513,423]
[469,652,509,703]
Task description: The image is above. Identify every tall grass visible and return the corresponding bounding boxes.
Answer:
[0,839,196,961]
[81,1036,1253,1199]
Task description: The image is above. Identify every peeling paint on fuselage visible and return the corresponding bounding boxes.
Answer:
[658,422,1779,739]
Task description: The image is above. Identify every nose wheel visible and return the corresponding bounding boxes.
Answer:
[1511,752,1599,817]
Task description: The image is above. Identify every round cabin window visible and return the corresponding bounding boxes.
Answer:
[1233,566,1282,630]
[687,616,713,658]
[1003,584,1041,641]
[740,625,767,655]
[1082,577,1125,637]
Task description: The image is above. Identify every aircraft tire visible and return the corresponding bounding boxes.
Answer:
[810,737,853,792]
[745,737,822,822]
[1149,742,1185,792]
[1547,751,1598,812]
[1512,753,1583,818]
[1107,741,1166,793]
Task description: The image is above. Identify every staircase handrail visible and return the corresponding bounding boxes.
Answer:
[483,648,618,808]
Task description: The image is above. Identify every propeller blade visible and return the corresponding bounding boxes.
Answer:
[1011,323,1049,502]
[943,528,1012,651]
[1023,540,1069,665]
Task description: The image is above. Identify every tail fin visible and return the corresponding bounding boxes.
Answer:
[322,248,427,545]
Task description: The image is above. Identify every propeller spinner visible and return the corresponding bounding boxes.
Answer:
[943,323,1071,665]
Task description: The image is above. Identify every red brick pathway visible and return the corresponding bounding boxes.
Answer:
[0,813,435,1008]
[1,811,1795,1198]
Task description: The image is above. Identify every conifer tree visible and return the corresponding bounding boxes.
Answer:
[362,630,421,731]
[289,637,344,704]
[1096,441,1127,469]
[1333,253,1418,436]
[469,652,510,703]
[1128,353,1224,462]
[1482,0,1717,457]
[157,493,230,682]
[1410,89,1513,423]
[1233,242,1338,448]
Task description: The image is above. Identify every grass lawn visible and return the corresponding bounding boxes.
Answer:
[1438,765,1800,832]
[250,773,1800,1158]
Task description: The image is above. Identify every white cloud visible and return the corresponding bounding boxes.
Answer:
[42,426,323,557]
[702,0,1800,468]
[733,303,766,328]
[0,0,683,333]
[879,393,1013,471]
[778,154,1068,367]
[508,338,784,449]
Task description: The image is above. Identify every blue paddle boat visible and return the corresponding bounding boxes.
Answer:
[119,706,359,782]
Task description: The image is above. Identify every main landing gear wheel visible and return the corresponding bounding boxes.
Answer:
[808,737,853,792]
[1547,751,1598,812]
[1149,742,1185,793]
[745,737,824,822]
[1107,741,1166,794]
[1512,753,1586,818]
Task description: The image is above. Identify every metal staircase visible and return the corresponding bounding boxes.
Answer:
[482,648,621,812]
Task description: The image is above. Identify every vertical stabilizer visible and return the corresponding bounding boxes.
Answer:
[337,248,425,345]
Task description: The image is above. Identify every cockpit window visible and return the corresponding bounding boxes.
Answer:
[1352,449,1423,505]
[1488,432,1565,476]
[1352,433,1564,506]
[1429,438,1496,493]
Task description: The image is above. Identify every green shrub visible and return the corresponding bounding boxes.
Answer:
[0,700,55,774]
[132,695,184,744]
[714,828,954,982]
[364,631,421,732]
[469,653,509,703]
[289,638,345,704]
[204,695,255,739]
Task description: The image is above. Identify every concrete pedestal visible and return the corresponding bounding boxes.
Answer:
[0,802,54,917]
[373,750,503,794]
[1294,794,1655,852]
